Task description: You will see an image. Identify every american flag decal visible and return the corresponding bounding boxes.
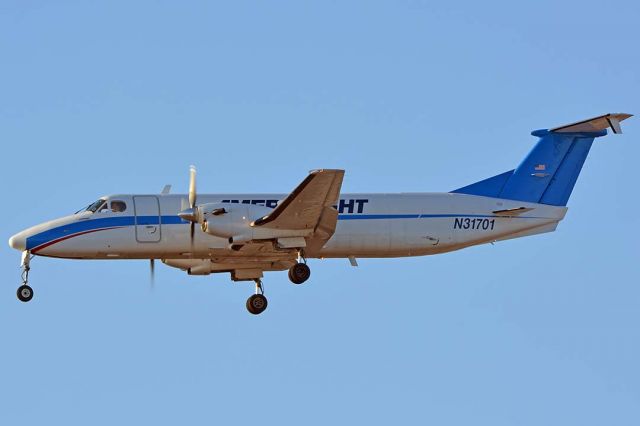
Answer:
[534,164,546,171]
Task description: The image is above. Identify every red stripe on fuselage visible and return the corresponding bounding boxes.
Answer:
[31,227,124,254]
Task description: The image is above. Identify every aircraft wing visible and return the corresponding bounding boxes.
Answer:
[253,169,344,235]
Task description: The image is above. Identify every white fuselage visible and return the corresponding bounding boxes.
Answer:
[14,192,567,262]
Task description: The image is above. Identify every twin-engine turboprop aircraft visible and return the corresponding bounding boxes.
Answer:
[8,113,632,314]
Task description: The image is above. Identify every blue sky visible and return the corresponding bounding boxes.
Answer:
[1,1,638,424]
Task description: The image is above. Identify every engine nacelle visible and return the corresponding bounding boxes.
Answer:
[198,202,271,241]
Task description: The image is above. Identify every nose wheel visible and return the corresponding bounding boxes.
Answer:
[17,251,34,303]
[17,285,34,303]
[246,279,268,315]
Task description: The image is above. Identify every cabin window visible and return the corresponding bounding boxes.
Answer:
[110,200,127,213]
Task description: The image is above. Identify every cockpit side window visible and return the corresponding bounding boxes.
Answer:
[81,199,106,213]
[110,200,127,213]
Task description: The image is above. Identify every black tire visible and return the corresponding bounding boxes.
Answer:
[289,262,311,284]
[246,294,268,315]
[17,285,33,303]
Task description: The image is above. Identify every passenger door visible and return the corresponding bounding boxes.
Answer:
[133,196,161,243]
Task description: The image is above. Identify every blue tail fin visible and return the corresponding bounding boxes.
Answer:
[452,113,632,206]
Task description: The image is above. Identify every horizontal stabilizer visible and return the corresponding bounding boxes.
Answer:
[551,113,632,134]
[492,207,534,216]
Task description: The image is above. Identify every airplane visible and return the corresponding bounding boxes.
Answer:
[8,113,632,314]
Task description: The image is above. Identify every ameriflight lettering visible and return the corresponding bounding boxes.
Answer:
[221,198,370,214]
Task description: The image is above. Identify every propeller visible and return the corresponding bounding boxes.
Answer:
[178,165,199,255]
[189,165,197,250]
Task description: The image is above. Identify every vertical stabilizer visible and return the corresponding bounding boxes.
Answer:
[452,113,632,206]
[498,130,597,206]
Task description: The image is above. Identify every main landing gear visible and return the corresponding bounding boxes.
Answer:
[288,262,311,284]
[243,254,312,315]
[246,279,268,315]
[17,251,34,303]
[288,251,311,285]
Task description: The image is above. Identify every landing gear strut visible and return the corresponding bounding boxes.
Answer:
[246,279,268,315]
[17,251,34,303]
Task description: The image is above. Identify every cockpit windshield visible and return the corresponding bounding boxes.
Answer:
[75,199,106,214]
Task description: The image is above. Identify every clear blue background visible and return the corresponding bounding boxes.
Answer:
[1,1,638,424]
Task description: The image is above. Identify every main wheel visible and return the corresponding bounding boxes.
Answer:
[17,285,33,303]
[288,262,311,284]
[246,294,268,315]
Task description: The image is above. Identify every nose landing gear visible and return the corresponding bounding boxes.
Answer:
[17,251,34,303]
[17,284,33,302]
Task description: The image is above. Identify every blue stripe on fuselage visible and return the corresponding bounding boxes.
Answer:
[26,215,185,250]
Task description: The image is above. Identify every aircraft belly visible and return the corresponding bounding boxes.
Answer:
[321,218,453,257]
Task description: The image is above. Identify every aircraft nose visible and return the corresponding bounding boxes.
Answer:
[8,232,26,251]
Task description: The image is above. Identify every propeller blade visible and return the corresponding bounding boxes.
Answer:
[190,222,195,254]
[187,165,197,256]
[150,259,155,291]
[189,165,197,208]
